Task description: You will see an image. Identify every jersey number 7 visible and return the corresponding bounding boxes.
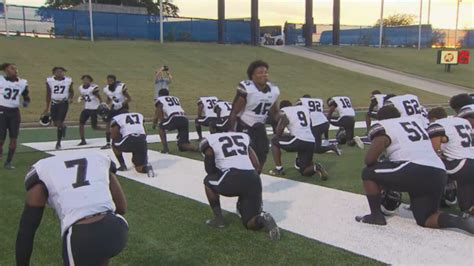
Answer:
[65,158,90,189]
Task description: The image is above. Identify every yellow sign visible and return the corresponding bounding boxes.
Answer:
[439,51,459,65]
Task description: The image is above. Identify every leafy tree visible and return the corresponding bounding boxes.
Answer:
[375,14,416,27]
[44,0,179,16]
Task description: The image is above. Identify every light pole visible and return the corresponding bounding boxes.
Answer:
[454,0,461,48]
[88,0,94,42]
[3,0,9,37]
[160,0,164,44]
[379,0,384,48]
[418,0,423,50]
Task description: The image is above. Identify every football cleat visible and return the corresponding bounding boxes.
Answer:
[39,113,51,127]
[314,163,328,181]
[331,144,342,156]
[269,167,285,176]
[100,143,111,150]
[353,136,365,149]
[206,218,226,228]
[262,213,280,241]
[77,140,87,146]
[55,143,61,150]
[355,214,387,225]
[4,162,15,170]
[117,165,127,172]
[146,164,155,178]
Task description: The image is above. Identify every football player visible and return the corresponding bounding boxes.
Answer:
[327,96,364,149]
[43,67,73,150]
[449,93,474,128]
[101,75,132,150]
[356,105,474,234]
[154,89,197,153]
[195,96,218,140]
[0,63,30,169]
[365,90,386,130]
[297,95,340,155]
[111,111,155,177]
[384,93,429,128]
[428,107,474,216]
[200,127,280,240]
[213,100,232,132]
[78,75,104,145]
[228,60,280,173]
[270,100,328,179]
[16,152,128,265]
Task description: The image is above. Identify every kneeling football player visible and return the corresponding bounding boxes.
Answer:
[16,152,128,265]
[195,96,218,140]
[111,111,155,177]
[428,107,474,216]
[449,93,474,128]
[213,100,232,132]
[154,89,197,153]
[200,126,280,240]
[270,100,328,179]
[356,105,474,234]
[327,96,364,149]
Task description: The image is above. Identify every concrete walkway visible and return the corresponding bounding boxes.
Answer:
[267,46,471,97]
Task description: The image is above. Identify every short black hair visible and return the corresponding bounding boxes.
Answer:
[52,66,66,73]
[371,90,381,95]
[279,100,292,109]
[0,63,14,71]
[81,74,93,82]
[107,74,117,81]
[158,89,170,96]
[302,94,311,98]
[247,60,269,80]
[449,93,473,112]
[428,107,448,120]
[377,105,401,120]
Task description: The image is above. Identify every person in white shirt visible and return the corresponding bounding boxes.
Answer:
[77,75,104,146]
[327,96,364,149]
[213,100,232,132]
[428,107,474,216]
[43,67,74,150]
[365,90,387,130]
[0,63,30,169]
[270,100,328,179]
[200,128,280,241]
[195,96,218,140]
[356,105,474,234]
[16,152,128,265]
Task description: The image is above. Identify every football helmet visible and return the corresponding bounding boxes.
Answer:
[441,181,457,207]
[39,113,51,127]
[97,103,110,121]
[336,128,347,145]
[381,190,402,216]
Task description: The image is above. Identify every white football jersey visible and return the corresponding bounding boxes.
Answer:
[112,112,146,137]
[79,84,100,110]
[372,94,387,110]
[198,96,218,118]
[46,76,73,102]
[298,97,328,126]
[103,82,127,105]
[201,132,255,172]
[156,96,185,119]
[24,153,116,236]
[328,96,355,117]
[281,106,315,142]
[0,76,28,108]
[386,94,428,128]
[428,117,474,160]
[369,116,445,169]
[237,80,280,127]
[214,100,232,117]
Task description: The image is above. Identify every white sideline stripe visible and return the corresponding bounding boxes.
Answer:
[22,121,368,151]
[23,141,474,265]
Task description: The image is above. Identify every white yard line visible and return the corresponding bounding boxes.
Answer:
[23,141,474,265]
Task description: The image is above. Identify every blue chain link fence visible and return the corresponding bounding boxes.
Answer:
[0,5,251,44]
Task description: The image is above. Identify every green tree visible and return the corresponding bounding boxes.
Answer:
[45,0,179,17]
[375,14,416,27]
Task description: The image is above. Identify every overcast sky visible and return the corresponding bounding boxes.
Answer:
[6,0,473,29]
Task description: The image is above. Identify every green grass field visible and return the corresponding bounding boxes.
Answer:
[0,37,447,123]
[312,46,474,89]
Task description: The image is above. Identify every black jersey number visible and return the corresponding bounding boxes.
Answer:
[65,158,90,189]
[219,135,248,157]
[339,98,352,108]
[308,100,322,112]
[165,97,180,106]
[3,88,19,100]
[253,102,272,115]
[223,102,232,111]
[402,100,421,115]
[400,121,428,142]
[83,95,91,102]
[53,85,66,94]
[125,114,140,125]
[297,111,308,127]
[455,125,474,148]
[206,99,217,109]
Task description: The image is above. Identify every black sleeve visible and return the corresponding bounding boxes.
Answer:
[327,98,337,108]
[16,205,45,266]
[24,168,40,191]
[458,106,474,119]
[427,123,446,139]
[236,84,247,99]
[21,86,29,97]
[368,97,377,112]
[368,123,388,141]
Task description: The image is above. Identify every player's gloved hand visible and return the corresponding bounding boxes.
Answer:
[22,101,29,108]
[112,102,123,110]
[77,96,83,103]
